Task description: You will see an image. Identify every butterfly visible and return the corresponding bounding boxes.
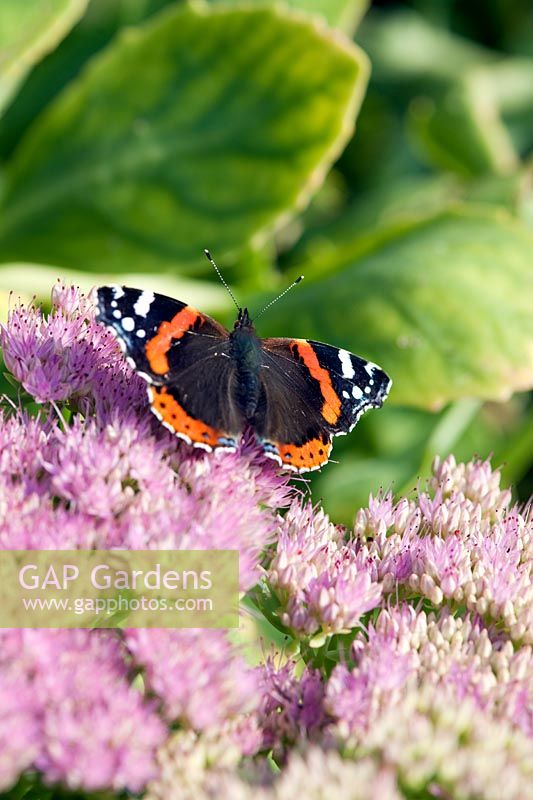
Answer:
[96,254,391,473]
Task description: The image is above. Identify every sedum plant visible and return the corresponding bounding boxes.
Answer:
[0,283,530,799]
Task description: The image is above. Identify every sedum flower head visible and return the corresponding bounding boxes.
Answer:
[326,605,532,741]
[0,629,166,792]
[258,659,329,759]
[1,286,121,406]
[0,285,292,586]
[147,737,401,800]
[363,683,532,800]
[354,456,532,644]
[269,502,382,637]
[0,286,291,793]
[125,629,259,729]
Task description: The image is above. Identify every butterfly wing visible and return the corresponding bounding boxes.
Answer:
[96,286,243,450]
[256,337,391,472]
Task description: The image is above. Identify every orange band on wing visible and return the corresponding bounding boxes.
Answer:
[292,340,341,425]
[277,436,332,472]
[149,386,230,448]
[145,306,200,374]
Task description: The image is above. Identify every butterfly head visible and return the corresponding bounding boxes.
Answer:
[235,307,253,331]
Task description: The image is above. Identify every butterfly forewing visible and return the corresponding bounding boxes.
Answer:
[96,286,241,449]
[305,340,392,434]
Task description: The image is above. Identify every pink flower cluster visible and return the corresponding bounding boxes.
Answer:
[354,457,531,643]
[268,503,382,639]
[125,630,259,729]
[0,286,290,793]
[0,629,165,792]
[326,604,532,740]
[0,287,291,584]
[0,285,531,799]
[269,456,531,645]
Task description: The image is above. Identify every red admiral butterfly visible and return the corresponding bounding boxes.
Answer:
[96,254,391,473]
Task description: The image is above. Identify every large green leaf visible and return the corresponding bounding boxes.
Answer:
[408,77,518,177]
[286,169,533,273]
[415,59,533,175]
[284,0,369,33]
[256,206,533,409]
[0,0,89,116]
[0,0,176,157]
[209,0,370,35]
[0,3,368,276]
[313,397,517,525]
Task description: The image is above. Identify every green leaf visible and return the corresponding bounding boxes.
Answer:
[311,404,441,524]
[484,57,533,159]
[284,0,369,34]
[0,3,368,276]
[407,57,533,177]
[396,398,482,495]
[232,594,293,664]
[313,399,529,525]
[256,206,533,409]
[0,0,89,116]
[0,0,177,158]
[408,79,518,177]
[210,0,370,35]
[495,404,533,488]
[287,169,533,274]
[286,174,462,271]
[315,455,410,527]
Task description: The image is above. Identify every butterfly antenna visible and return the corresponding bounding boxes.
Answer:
[204,249,240,312]
[252,275,304,323]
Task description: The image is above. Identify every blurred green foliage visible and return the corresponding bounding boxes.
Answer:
[0,0,532,523]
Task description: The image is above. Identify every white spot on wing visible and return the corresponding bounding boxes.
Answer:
[113,309,122,319]
[338,349,355,379]
[133,291,154,318]
[364,361,379,377]
[122,317,135,332]
[136,329,146,338]
[112,286,124,299]
[352,385,363,400]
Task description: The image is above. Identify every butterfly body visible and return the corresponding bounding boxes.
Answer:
[96,286,391,473]
[228,309,263,420]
